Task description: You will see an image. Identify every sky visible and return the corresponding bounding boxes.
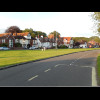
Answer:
[0,12,97,37]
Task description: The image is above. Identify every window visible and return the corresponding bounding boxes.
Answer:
[9,39,13,47]
[2,39,5,43]
[15,39,20,43]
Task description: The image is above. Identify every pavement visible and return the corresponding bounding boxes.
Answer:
[0,50,100,86]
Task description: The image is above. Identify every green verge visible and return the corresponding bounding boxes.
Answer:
[0,48,100,68]
[97,54,100,85]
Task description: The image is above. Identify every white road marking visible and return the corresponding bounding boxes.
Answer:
[44,68,51,72]
[28,75,39,81]
[80,66,97,86]
[81,66,93,68]
[54,65,59,68]
[54,64,66,68]
[92,67,97,86]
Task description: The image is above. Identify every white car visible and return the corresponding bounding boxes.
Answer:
[0,47,10,50]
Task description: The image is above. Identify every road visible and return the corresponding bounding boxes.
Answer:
[0,50,100,86]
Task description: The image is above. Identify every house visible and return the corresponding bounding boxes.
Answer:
[88,40,100,48]
[0,34,16,48]
[30,37,38,48]
[0,32,36,49]
[48,35,74,48]
[60,37,74,48]
[35,36,56,49]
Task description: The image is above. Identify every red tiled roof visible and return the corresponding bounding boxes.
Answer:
[0,32,29,37]
[13,32,29,36]
[61,37,72,41]
[0,33,11,37]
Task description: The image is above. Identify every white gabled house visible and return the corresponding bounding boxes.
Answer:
[34,37,56,49]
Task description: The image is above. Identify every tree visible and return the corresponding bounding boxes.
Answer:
[5,26,21,33]
[89,36,100,43]
[49,31,60,39]
[34,31,47,38]
[72,37,89,43]
[22,28,35,38]
[74,42,80,48]
[91,12,100,35]
[22,28,33,33]
[22,28,47,38]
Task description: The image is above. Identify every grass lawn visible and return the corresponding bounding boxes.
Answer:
[0,48,100,68]
[97,54,100,85]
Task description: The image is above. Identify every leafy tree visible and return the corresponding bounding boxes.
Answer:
[89,36,100,43]
[22,28,33,33]
[49,31,60,39]
[74,42,80,47]
[72,37,89,43]
[5,26,21,33]
[22,28,35,38]
[22,28,47,38]
[91,12,100,35]
[34,31,47,38]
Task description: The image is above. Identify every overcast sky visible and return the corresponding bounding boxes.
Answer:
[0,12,97,37]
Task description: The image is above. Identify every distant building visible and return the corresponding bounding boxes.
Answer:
[48,35,74,48]
[88,40,100,48]
[61,37,74,48]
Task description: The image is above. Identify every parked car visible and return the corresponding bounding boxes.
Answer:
[0,47,10,50]
[29,46,38,50]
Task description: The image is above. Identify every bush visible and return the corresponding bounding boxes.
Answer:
[14,43,22,47]
[58,45,68,49]
[0,43,8,47]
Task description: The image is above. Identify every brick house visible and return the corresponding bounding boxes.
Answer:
[0,34,16,48]
[0,32,36,49]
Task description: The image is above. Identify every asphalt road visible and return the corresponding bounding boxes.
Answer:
[0,50,100,86]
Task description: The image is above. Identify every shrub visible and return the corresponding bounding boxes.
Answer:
[59,45,68,49]
[0,43,8,47]
[14,43,22,47]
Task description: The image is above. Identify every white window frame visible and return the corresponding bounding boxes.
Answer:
[9,39,13,47]
[2,39,5,43]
